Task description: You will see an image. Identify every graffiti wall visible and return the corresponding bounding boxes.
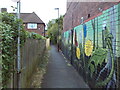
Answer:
[61,3,120,88]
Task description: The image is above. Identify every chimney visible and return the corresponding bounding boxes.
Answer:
[0,8,7,13]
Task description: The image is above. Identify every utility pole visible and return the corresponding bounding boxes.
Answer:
[11,0,21,88]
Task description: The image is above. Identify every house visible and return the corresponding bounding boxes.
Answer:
[0,8,7,13]
[20,12,45,36]
[0,8,45,36]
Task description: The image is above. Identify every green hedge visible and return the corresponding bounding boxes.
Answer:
[0,12,46,88]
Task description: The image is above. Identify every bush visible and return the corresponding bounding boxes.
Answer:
[0,12,46,88]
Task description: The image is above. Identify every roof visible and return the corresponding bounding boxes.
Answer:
[13,12,45,24]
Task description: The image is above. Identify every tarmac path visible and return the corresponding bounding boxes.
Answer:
[41,45,89,88]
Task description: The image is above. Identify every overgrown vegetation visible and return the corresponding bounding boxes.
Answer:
[30,49,49,88]
[47,15,63,44]
[0,12,46,88]
[0,13,20,88]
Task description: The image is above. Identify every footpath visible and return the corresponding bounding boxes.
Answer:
[41,45,89,88]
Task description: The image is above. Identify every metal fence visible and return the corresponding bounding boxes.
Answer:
[61,3,120,88]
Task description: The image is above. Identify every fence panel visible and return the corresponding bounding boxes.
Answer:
[13,39,46,88]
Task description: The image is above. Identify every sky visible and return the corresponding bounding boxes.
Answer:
[0,0,67,24]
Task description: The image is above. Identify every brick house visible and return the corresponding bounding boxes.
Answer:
[1,8,45,36]
[20,12,45,36]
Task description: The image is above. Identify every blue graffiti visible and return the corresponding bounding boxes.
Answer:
[83,24,87,38]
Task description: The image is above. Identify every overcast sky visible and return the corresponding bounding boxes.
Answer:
[0,0,67,24]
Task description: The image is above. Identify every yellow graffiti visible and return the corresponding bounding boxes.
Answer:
[85,40,93,56]
[76,47,80,59]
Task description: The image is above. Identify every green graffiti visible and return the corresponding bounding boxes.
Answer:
[88,27,114,87]
[88,48,108,77]
[88,28,114,87]
[95,53,114,87]
[95,27,114,87]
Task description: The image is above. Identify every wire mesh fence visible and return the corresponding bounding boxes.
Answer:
[61,3,120,89]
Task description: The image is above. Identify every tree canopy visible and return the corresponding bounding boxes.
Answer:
[47,15,63,44]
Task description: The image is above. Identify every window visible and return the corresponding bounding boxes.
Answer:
[27,23,37,29]
[23,24,26,27]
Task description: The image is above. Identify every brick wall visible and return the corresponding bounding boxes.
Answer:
[24,23,45,36]
[63,2,119,32]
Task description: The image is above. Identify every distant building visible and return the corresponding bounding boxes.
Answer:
[20,12,45,36]
[12,12,45,36]
[1,8,45,36]
[0,8,7,12]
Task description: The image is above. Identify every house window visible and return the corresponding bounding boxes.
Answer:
[23,24,26,27]
[27,23,37,29]
[38,27,40,30]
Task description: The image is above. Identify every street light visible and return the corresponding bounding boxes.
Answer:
[54,8,60,51]
[11,0,21,19]
[11,0,21,88]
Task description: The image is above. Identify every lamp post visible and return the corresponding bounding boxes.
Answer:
[81,16,85,77]
[81,17,84,63]
[54,8,59,51]
[81,17,87,82]
[11,0,21,88]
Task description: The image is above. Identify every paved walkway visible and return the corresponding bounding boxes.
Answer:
[41,45,89,88]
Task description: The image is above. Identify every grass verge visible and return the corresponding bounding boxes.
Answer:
[30,49,50,88]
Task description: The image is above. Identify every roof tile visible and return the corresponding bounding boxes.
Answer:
[12,12,44,24]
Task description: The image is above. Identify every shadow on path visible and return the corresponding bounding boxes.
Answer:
[41,45,89,88]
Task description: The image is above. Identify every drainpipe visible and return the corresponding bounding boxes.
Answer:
[44,24,45,37]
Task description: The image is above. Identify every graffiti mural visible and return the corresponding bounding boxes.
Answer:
[61,3,120,88]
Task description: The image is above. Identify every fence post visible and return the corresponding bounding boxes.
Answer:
[70,29,74,65]
[0,8,2,89]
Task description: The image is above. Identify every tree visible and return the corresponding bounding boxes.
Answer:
[47,15,63,44]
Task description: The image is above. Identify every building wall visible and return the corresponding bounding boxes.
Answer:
[63,2,119,32]
[24,23,45,36]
